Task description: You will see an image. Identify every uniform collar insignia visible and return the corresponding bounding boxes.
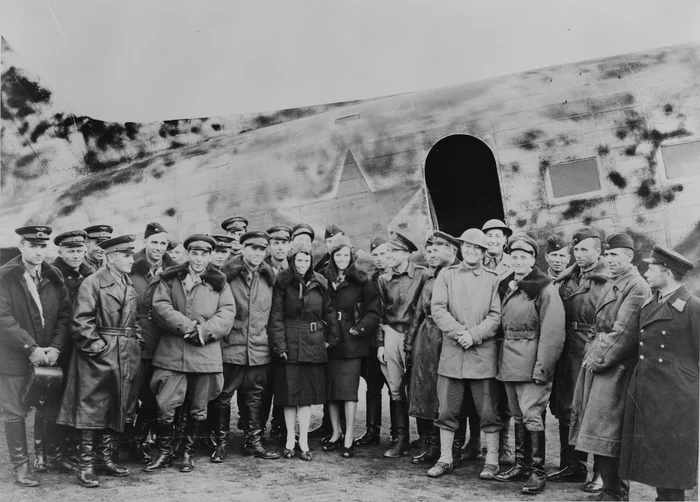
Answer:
[671,298,686,312]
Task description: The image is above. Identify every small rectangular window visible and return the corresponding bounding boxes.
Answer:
[549,158,601,198]
[662,140,700,179]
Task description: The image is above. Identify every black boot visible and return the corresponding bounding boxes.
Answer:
[33,412,47,473]
[270,405,287,443]
[180,418,200,472]
[496,423,531,482]
[172,404,187,458]
[203,402,218,450]
[5,420,39,487]
[243,407,280,459]
[355,391,381,447]
[411,418,429,450]
[384,401,409,458]
[452,416,467,467]
[44,420,78,473]
[412,424,440,464]
[309,404,332,438]
[76,430,99,488]
[547,424,587,482]
[144,422,174,471]
[522,431,546,495]
[95,430,130,477]
[596,455,627,501]
[210,406,230,463]
[129,417,153,464]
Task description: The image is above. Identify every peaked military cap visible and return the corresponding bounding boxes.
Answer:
[605,232,635,251]
[325,224,344,240]
[430,230,460,249]
[643,245,695,276]
[457,228,489,250]
[267,225,293,242]
[240,231,270,247]
[211,234,235,250]
[481,219,513,237]
[54,230,88,247]
[99,235,135,254]
[387,232,418,253]
[572,227,601,246]
[84,225,114,242]
[508,233,539,258]
[546,235,568,254]
[370,236,387,252]
[292,223,315,241]
[221,216,248,232]
[184,234,216,252]
[15,225,52,242]
[144,222,167,239]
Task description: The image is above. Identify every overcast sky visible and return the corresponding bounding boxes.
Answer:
[1,0,699,122]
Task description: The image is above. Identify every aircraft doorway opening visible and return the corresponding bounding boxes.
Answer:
[425,135,505,237]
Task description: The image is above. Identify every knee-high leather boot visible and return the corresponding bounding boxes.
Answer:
[496,423,531,482]
[547,424,587,482]
[412,421,439,464]
[5,420,39,487]
[143,422,174,471]
[33,412,47,473]
[210,406,230,463]
[44,420,78,472]
[522,431,546,494]
[355,390,381,446]
[180,418,201,473]
[95,430,130,477]
[76,430,99,488]
[384,401,409,458]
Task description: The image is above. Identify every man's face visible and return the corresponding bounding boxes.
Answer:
[485,229,507,256]
[19,241,47,267]
[511,250,536,277]
[168,244,187,265]
[605,248,632,276]
[227,228,245,252]
[644,263,668,289]
[385,248,409,269]
[210,249,230,268]
[431,241,456,268]
[144,232,168,263]
[269,238,291,261]
[107,251,134,274]
[188,249,211,274]
[293,234,312,248]
[461,242,486,266]
[425,246,439,268]
[294,253,312,275]
[546,247,570,274]
[58,246,86,269]
[86,239,105,262]
[573,238,600,270]
[243,244,267,268]
[371,244,388,271]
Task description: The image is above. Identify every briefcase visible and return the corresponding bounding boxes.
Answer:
[22,366,64,408]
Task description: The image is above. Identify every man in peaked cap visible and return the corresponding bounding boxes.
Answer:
[620,246,698,501]
[427,228,503,480]
[221,216,248,258]
[52,231,91,302]
[568,232,650,501]
[56,235,142,488]
[291,223,315,247]
[376,231,431,458]
[264,225,292,276]
[210,234,235,269]
[545,236,571,279]
[314,224,345,273]
[82,225,113,275]
[548,227,609,492]
[145,234,235,474]
[0,226,72,487]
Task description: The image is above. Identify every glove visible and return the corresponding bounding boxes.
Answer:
[29,347,47,366]
[44,347,60,366]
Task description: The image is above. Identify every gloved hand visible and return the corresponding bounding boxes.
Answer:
[29,347,47,366]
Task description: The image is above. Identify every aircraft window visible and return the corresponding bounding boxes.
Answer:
[548,158,601,198]
[662,140,700,179]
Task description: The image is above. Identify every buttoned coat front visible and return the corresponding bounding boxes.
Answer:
[431,262,502,379]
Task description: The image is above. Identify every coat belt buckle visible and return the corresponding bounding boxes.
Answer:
[337,311,343,321]
[310,322,317,332]
[124,327,132,338]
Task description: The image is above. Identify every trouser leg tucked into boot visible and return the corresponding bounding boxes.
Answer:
[44,420,78,473]
[76,430,99,488]
[412,417,428,449]
[144,422,174,471]
[203,402,218,450]
[243,407,280,459]
[180,418,201,473]
[499,417,514,466]
[384,400,409,458]
[496,422,531,482]
[355,391,381,447]
[95,430,130,477]
[5,419,39,487]
[33,412,47,473]
[522,431,546,494]
[210,406,230,463]
[412,421,440,464]
[130,412,154,464]
[547,424,587,482]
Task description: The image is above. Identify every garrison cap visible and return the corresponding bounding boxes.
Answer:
[144,222,167,239]
[267,225,292,242]
[84,225,113,242]
[15,226,52,242]
[572,227,602,246]
[240,231,270,248]
[481,219,513,238]
[643,245,694,276]
[430,230,460,249]
[370,236,387,252]
[546,235,568,254]
[211,234,235,250]
[184,234,216,252]
[387,232,418,253]
[221,216,248,232]
[292,223,315,241]
[54,230,87,247]
[508,233,539,258]
[325,224,344,240]
[457,228,489,250]
[605,232,635,251]
[99,235,135,254]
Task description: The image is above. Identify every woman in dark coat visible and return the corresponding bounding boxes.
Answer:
[269,242,340,461]
[321,236,380,457]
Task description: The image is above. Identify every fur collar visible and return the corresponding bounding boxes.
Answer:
[323,260,368,285]
[0,254,64,288]
[52,256,91,279]
[276,266,328,291]
[131,248,176,278]
[220,254,274,286]
[160,262,227,293]
[499,266,551,299]
[556,259,610,285]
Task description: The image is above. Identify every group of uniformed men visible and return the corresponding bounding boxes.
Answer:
[0,215,697,501]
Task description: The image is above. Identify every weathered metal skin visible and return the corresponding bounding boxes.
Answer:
[1,38,699,291]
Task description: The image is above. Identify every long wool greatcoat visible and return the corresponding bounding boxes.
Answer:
[551,259,610,422]
[569,266,651,457]
[56,268,142,431]
[619,286,699,489]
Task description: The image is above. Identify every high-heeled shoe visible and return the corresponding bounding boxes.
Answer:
[322,434,344,452]
[339,444,354,458]
[300,450,312,461]
[282,448,295,459]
